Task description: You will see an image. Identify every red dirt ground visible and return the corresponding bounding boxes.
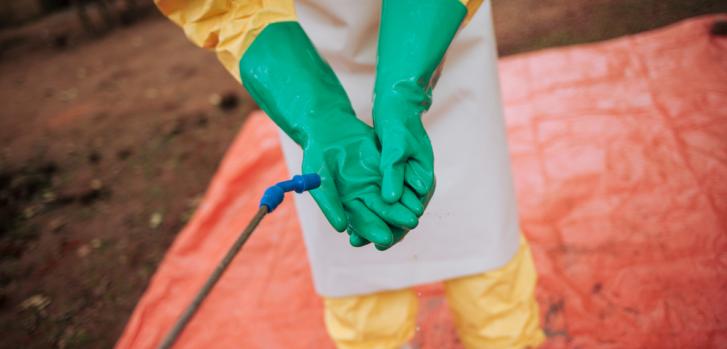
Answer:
[0,1,724,348]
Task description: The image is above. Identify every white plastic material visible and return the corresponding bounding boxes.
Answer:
[279,0,520,297]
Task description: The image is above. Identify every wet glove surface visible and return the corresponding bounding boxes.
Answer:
[240,21,423,249]
[348,180,434,250]
[373,0,466,203]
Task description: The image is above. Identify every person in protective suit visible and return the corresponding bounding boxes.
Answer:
[155,0,545,347]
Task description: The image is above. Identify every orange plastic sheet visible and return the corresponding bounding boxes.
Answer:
[116,16,727,349]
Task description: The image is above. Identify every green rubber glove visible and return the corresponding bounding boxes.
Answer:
[240,21,424,249]
[348,179,435,250]
[373,0,466,203]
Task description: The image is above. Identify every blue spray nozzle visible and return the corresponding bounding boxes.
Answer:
[259,173,321,212]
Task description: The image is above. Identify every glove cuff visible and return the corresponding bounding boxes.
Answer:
[239,21,360,147]
[373,0,466,125]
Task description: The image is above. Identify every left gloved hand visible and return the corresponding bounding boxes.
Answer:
[372,0,467,203]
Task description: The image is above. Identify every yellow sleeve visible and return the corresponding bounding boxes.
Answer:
[154,0,297,82]
[458,0,484,25]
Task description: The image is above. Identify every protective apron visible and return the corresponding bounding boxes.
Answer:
[280,0,520,297]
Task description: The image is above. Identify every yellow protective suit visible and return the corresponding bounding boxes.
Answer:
[155,0,482,81]
[324,237,544,349]
[155,0,543,348]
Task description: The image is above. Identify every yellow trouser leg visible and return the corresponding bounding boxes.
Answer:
[444,237,545,349]
[323,288,418,349]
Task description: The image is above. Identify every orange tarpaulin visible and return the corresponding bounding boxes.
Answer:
[116,16,727,348]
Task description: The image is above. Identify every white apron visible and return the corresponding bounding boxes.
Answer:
[279,0,520,297]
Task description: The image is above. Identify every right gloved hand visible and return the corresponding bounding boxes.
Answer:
[240,21,423,249]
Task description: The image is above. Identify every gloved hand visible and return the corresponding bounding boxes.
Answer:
[373,0,467,203]
[240,21,423,249]
[348,180,435,249]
